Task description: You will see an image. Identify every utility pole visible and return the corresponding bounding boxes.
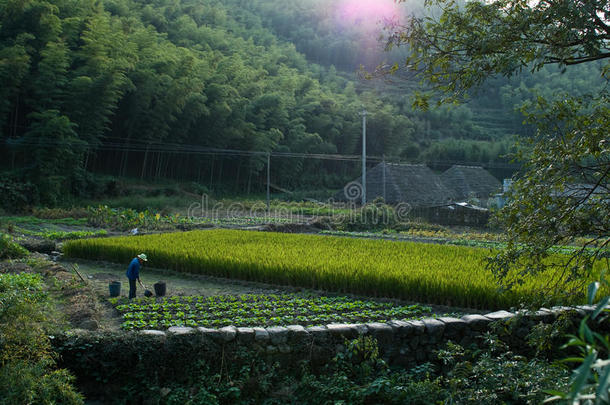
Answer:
[266,152,271,213]
[361,108,367,206]
[382,154,386,202]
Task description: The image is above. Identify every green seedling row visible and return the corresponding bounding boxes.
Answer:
[65,230,605,309]
[109,294,433,330]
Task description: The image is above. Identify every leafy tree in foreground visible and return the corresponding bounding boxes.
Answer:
[382,0,609,300]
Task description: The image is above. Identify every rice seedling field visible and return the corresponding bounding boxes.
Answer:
[63,229,605,309]
[109,294,433,330]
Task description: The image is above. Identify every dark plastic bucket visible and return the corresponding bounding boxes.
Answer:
[154,281,166,297]
[109,281,121,297]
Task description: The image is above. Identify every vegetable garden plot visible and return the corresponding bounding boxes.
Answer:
[110,294,433,330]
[64,230,606,309]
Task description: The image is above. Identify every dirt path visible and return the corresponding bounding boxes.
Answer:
[59,258,288,300]
[59,258,478,333]
[59,258,296,331]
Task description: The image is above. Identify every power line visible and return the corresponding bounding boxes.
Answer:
[4,138,378,161]
[3,138,521,169]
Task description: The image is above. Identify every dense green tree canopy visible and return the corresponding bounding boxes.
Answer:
[1,0,427,200]
[0,0,605,204]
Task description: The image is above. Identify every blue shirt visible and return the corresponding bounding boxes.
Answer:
[126,258,141,280]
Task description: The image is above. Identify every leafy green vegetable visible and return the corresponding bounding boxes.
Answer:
[112,293,433,330]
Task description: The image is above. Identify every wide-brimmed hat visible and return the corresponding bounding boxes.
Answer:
[137,253,148,262]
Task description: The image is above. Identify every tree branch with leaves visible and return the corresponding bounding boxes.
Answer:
[379,0,609,301]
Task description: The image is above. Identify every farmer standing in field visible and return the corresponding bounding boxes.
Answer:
[126,253,147,299]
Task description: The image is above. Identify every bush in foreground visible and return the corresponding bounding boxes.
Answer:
[0,273,83,404]
[105,335,568,404]
[0,233,28,259]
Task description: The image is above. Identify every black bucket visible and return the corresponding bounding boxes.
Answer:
[109,281,121,297]
[154,281,166,297]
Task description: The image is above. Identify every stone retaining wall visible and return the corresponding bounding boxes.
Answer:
[131,305,596,367]
[54,304,607,399]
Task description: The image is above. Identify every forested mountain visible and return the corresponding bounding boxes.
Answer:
[238,0,605,148]
[0,0,604,204]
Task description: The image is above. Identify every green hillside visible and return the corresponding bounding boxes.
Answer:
[0,0,602,205]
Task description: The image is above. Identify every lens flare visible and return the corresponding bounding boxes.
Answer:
[335,0,400,27]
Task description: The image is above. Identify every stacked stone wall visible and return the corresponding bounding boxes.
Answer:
[55,304,602,386]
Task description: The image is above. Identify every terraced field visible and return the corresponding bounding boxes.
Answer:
[64,229,605,309]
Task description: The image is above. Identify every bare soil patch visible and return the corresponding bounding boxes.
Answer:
[0,256,107,331]
[61,258,284,300]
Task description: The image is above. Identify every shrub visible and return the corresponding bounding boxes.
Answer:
[37,176,68,207]
[293,336,447,404]
[0,360,83,405]
[394,221,448,233]
[32,207,89,219]
[86,205,190,231]
[335,202,399,232]
[186,182,209,196]
[54,329,575,404]
[439,339,569,404]
[0,177,37,213]
[0,233,28,259]
[0,273,83,404]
